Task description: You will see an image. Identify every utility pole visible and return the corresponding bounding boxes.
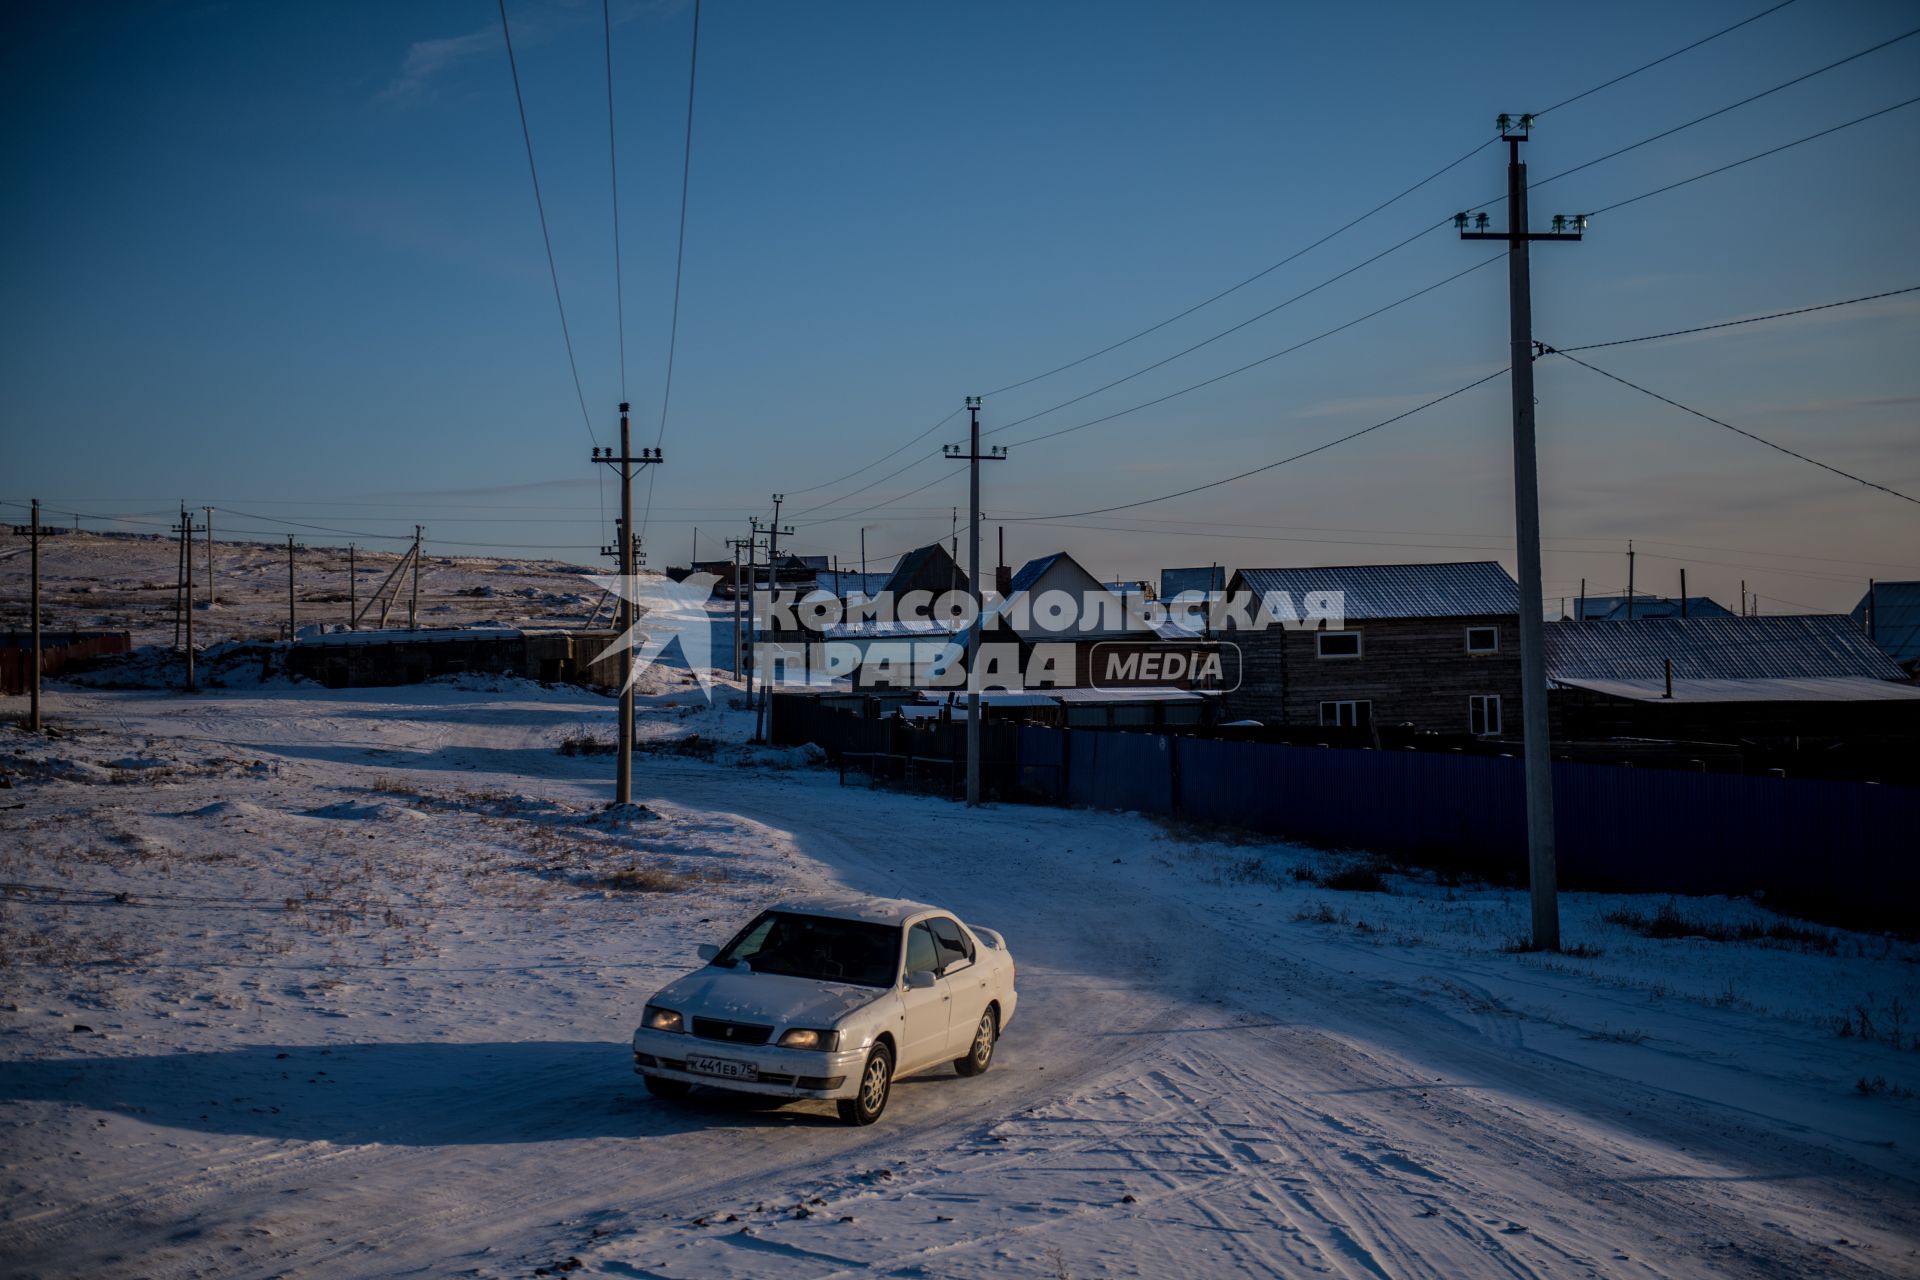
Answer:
[1626,540,1636,621]
[408,526,423,630]
[591,403,665,807]
[286,536,297,639]
[754,498,793,744]
[945,397,1008,806]
[726,538,748,676]
[202,506,215,606]
[1680,568,1688,619]
[1457,113,1582,952]
[348,544,356,628]
[18,501,42,731]
[173,508,186,650]
[176,509,202,692]
[860,526,870,579]
[1868,578,1877,640]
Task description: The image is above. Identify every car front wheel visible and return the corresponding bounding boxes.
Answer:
[643,1073,691,1100]
[837,1043,893,1125]
[953,1007,996,1077]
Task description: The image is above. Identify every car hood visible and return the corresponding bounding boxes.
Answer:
[652,967,888,1029]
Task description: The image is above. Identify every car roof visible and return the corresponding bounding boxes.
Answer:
[764,895,943,928]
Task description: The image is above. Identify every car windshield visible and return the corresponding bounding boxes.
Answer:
[713,911,901,988]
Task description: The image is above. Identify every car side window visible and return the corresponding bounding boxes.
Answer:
[904,923,941,977]
[928,917,974,970]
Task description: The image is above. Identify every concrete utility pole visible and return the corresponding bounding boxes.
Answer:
[286,536,297,639]
[173,508,187,650]
[754,497,793,744]
[945,397,1008,806]
[348,545,356,628]
[202,506,215,606]
[1626,540,1636,621]
[1457,113,1583,952]
[408,526,424,630]
[22,501,42,730]
[591,403,665,807]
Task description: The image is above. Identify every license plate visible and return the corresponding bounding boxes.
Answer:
[685,1056,758,1081]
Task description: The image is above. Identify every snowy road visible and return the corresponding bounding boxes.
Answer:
[3,681,1917,1278]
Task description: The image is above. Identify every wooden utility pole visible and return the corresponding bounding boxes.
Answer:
[1680,568,1689,619]
[26,500,42,730]
[177,509,199,692]
[286,536,297,638]
[202,506,216,606]
[590,403,664,806]
[348,545,356,627]
[1626,540,1636,621]
[945,397,1007,806]
[1457,113,1582,952]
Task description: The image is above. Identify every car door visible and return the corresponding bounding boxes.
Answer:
[927,917,988,1056]
[897,921,951,1072]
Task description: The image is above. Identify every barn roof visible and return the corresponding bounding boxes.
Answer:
[1231,561,1518,620]
[1546,614,1908,682]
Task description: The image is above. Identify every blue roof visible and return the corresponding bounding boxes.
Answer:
[1853,581,1920,666]
[1571,595,1734,621]
[1547,615,1908,682]
[1008,552,1067,596]
[1232,561,1518,620]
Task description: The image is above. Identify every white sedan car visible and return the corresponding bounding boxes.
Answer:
[631,896,1017,1125]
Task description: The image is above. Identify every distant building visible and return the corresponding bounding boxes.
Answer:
[1854,580,1920,674]
[881,542,969,599]
[288,627,622,690]
[1567,594,1734,621]
[1222,561,1521,735]
[1161,566,1225,601]
[1546,614,1920,758]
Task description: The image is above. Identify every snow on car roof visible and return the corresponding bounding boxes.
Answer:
[766,894,941,927]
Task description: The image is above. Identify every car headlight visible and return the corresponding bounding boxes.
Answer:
[644,1005,684,1033]
[777,1027,839,1051]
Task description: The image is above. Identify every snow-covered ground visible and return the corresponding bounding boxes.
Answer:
[2,670,1918,1278]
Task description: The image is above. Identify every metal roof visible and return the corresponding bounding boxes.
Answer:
[1553,675,1920,704]
[1546,615,1909,681]
[1162,566,1226,597]
[1570,594,1735,621]
[1008,552,1067,596]
[1231,561,1518,620]
[1854,580,1920,666]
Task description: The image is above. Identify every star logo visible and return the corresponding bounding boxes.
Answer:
[588,571,724,700]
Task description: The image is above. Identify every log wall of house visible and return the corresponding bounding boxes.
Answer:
[1223,615,1522,733]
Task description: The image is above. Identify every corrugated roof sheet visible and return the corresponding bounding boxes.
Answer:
[1008,552,1066,596]
[1546,615,1909,681]
[1554,675,1920,704]
[1232,561,1518,620]
[1571,595,1735,621]
[1854,580,1920,666]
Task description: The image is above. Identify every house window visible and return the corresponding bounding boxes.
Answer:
[1320,700,1372,728]
[1465,626,1499,654]
[1316,631,1362,659]
[1469,694,1502,736]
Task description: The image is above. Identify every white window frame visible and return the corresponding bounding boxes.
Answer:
[1316,630,1363,660]
[1469,694,1502,736]
[1464,625,1499,654]
[1319,699,1372,728]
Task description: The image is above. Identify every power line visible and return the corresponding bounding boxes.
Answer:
[784,408,962,498]
[1556,284,1920,353]
[1588,93,1920,218]
[1533,0,1802,117]
[638,0,703,546]
[761,0,1807,505]
[1527,24,1920,197]
[497,0,599,447]
[1541,348,1919,506]
[1003,368,1509,524]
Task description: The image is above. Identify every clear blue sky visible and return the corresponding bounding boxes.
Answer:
[4,0,1916,613]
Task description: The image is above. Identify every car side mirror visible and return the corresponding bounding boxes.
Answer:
[905,970,938,990]
[697,944,719,962]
